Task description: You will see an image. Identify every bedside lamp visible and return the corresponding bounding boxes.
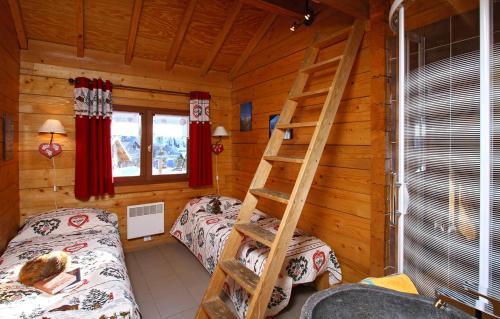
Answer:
[212,126,229,195]
[38,119,66,159]
[38,119,66,204]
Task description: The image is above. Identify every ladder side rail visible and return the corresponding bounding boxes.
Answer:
[234,35,322,224]
[195,33,322,319]
[245,19,367,319]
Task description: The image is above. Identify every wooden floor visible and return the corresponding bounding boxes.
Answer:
[125,241,315,319]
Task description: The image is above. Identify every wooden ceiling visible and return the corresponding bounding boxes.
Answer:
[8,0,367,76]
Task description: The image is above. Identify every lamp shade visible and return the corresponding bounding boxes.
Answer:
[212,126,229,137]
[39,119,66,134]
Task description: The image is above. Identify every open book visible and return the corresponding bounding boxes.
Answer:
[33,268,81,294]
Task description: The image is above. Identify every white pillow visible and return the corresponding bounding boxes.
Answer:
[13,208,118,243]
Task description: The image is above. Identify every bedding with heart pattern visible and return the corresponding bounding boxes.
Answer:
[12,208,118,244]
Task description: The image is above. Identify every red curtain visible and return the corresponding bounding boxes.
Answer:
[189,91,212,187]
[74,77,114,200]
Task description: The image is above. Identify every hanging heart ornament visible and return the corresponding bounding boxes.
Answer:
[211,143,224,154]
[39,143,62,159]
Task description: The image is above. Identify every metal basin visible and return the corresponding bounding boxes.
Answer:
[300,284,474,319]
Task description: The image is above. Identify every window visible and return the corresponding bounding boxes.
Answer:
[111,106,189,184]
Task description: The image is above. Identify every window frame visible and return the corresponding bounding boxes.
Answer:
[113,105,189,186]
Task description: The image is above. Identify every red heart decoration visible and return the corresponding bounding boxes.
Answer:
[63,242,88,253]
[206,218,220,225]
[68,214,89,228]
[211,143,224,154]
[39,143,62,159]
[312,251,326,271]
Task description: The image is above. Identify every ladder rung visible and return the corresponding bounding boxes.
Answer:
[249,188,290,204]
[263,156,304,164]
[203,297,237,319]
[314,26,352,48]
[301,55,343,74]
[276,121,317,129]
[235,223,276,247]
[220,259,260,293]
[289,87,330,101]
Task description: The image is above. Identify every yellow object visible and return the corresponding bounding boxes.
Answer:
[360,274,419,295]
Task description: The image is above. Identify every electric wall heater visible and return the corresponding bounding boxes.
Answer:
[127,202,164,239]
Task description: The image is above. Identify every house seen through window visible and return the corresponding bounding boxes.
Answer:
[111,106,189,184]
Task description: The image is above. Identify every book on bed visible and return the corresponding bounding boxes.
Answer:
[34,268,81,294]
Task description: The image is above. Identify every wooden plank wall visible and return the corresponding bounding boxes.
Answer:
[229,2,387,282]
[18,42,233,251]
[0,0,20,253]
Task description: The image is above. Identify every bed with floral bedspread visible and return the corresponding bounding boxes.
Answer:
[170,195,342,318]
[0,208,140,319]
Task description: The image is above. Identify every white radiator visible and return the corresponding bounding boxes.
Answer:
[127,202,164,239]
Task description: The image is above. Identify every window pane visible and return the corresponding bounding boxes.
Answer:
[152,114,188,176]
[111,111,142,177]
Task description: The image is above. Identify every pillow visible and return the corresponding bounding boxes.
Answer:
[14,208,118,243]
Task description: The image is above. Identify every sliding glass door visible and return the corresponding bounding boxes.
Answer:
[391,0,499,297]
[491,0,500,298]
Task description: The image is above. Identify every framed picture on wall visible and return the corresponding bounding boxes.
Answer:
[240,101,252,131]
[269,114,292,140]
[2,112,14,161]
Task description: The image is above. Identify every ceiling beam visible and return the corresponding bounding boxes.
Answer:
[165,0,198,70]
[76,0,84,57]
[241,0,303,19]
[230,13,276,78]
[7,0,28,49]
[125,0,143,65]
[319,0,368,19]
[200,0,242,76]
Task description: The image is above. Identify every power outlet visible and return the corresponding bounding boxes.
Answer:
[143,236,152,241]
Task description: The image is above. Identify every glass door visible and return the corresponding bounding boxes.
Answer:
[390,0,499,297]
[490,0,500,298]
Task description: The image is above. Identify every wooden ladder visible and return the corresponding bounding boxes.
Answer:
[196,19,366,319]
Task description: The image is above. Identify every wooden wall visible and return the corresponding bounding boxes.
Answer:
[0,0,20,253]
[18,41,232,251]
[229,2,387,282]
[13,1,390,281]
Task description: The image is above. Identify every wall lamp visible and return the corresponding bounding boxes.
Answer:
[38,119,66,197]
[38,119,66,159]
[212,126,229,195]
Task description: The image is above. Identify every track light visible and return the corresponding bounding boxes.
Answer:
[303,7,315,26]
[289,0,316,32]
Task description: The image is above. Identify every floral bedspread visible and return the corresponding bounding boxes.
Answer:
[170,196,342,317]
[0,208,140,319]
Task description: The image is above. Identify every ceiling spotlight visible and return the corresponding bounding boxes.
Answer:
[289,0,316,32]
[303,8,315,25]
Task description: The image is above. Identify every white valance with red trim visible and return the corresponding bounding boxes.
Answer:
[73,77,113,118]
[189,91,210,123]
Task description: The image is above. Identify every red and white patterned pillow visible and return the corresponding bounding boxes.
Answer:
[13,208,118,244]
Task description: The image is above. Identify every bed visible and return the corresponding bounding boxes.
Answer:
[170,195,342,318]
[0,208,140,319]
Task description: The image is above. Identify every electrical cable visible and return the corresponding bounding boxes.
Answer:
[52,156,58,209]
